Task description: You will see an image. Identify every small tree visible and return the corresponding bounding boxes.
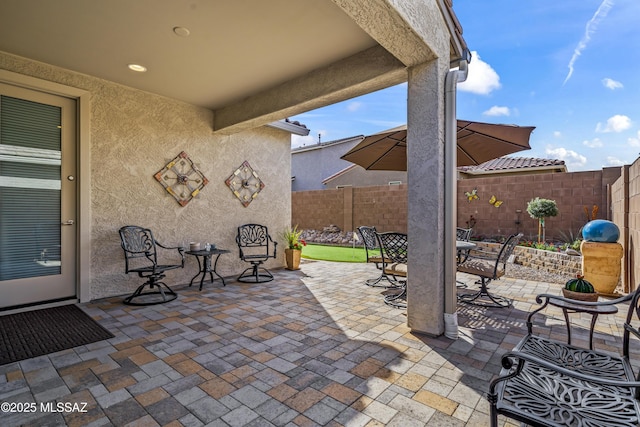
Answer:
[527,197,559,243]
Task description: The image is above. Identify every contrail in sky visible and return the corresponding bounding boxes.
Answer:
[563,0,614,85]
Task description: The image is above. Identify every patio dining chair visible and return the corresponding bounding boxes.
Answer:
[455,227,473,289]
[357,226,398,288]
[375,231,408,309]
[118,225,185,305]
[455,227,473,264]
[235,223,277,283]
[456,233,523,308]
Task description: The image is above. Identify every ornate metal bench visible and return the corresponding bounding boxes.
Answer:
[488,287,640,426]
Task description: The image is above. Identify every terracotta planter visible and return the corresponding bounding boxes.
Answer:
[285,248,301,270]
[580,241,623,296]
[562,288,598,302]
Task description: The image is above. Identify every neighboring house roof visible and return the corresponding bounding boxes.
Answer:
[458,156,566,175]
[292,135,365,154]
[301,152,565,190]
[321,164,358,185]
[291,135,365,191]
[318,156,566,188]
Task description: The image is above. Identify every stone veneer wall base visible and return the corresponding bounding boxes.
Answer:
[473,242,582,277]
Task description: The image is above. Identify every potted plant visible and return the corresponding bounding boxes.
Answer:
[526,197,559,243]
[282,225,306,270]
[562,273,598,302]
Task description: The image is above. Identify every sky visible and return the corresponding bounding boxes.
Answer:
[289,0,640,172]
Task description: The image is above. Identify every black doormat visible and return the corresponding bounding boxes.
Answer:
[0,304,114,366]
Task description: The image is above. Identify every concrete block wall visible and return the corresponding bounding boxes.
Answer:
[292,163,640,292]
[612,162,638,292]
[293,171,614,241]
[353,184,408,233]
[292,188,344,231]
[456,171,612,242]
[292,184,408,233]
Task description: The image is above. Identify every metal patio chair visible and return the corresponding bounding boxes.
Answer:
[118,225,185,305]
[357,226,398,288]
[455,227,473,288]
[457,233,523,308]
[235,224,277,283]
[376,231,408,309]
[455,227,473,264]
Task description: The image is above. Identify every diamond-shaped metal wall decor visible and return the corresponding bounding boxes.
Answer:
[225,161,264,207]
[154,151,208,206]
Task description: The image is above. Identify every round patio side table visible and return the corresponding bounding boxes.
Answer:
[185,248,230,291]
[547,297,618,350]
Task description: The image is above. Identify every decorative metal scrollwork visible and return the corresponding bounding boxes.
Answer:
[496,334,638,425]
[154,151,208,207]
[225,161,264,207]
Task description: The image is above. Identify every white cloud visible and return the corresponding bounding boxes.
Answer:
[482,106,510,117]
[583,138,603,148]
[346,101,363,112]
[546,146,587,169]
[606,156,626,166]
[602,77,623,90]
[595,114,631,133]
[458,52,501,95]
[628,130,640,147]
[553,131,562,138]
[564,0,614,84]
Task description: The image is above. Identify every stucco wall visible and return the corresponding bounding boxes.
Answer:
[1,52,292,301]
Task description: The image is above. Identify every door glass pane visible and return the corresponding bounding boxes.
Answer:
[0,95,62,280]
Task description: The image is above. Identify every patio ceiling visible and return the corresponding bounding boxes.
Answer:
[0,0,466,134]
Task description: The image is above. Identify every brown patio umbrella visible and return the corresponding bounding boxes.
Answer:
[340,120,535,170]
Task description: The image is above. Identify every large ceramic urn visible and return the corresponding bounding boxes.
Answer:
[580,220,623,295]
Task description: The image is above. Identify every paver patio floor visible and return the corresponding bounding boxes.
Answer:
[0,259,630,426]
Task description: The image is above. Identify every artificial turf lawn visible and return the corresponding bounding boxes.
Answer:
[301,244,367,263]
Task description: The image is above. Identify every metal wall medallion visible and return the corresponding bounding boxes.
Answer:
[154,151,208,206]
[225,161,265,207]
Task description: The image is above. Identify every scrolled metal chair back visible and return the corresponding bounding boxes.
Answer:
[237,224,270,247]
[119,226,158,267]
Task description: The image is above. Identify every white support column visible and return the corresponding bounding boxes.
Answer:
[406,57,449,336]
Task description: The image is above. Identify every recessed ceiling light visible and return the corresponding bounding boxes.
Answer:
[127,64,147,72]
[173,26,190,37]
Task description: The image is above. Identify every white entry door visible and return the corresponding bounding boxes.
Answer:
[0,83,77,309]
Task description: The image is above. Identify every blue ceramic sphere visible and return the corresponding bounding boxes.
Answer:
[582,220,620,243]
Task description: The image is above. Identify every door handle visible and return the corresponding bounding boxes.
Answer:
[61,220,74,225]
